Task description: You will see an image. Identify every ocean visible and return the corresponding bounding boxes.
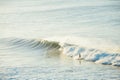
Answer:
[0,0,120,80]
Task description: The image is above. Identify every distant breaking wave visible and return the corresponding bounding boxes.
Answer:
[0,37,120,67]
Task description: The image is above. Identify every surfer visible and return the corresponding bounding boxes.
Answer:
[78,54,81,60]
[74,54,81,60]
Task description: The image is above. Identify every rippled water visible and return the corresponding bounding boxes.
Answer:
[0,0,120,40]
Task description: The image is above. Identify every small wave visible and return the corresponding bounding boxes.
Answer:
[0,38,60,51]
[0,37,120,67]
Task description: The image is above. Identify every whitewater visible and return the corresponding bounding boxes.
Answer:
[0,0,120,80]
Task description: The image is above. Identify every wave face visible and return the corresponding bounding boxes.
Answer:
[0,37,120,67]
[0,38,61,58]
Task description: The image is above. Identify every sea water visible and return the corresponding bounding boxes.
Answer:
[0,0,120,80]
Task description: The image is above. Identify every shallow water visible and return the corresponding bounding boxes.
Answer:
[0,51,120,80]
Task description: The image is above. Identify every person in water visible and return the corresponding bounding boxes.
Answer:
[78,54,81,60]
[74,54,81,60]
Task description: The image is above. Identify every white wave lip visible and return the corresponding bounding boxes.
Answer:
[46,36,120,66]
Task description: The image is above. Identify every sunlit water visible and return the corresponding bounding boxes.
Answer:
[0,0,120,80]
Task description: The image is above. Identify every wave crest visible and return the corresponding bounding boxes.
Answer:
[62,43,120,66]
[0,37,120,67]
[0,38,61,51]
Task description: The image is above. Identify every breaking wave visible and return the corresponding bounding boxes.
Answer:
[0,37,120,67]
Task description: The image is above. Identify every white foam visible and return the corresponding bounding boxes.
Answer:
[45,36,120,66]
[45,36,120,53]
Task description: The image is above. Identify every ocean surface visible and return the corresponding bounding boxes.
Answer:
[0,0,120,80]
